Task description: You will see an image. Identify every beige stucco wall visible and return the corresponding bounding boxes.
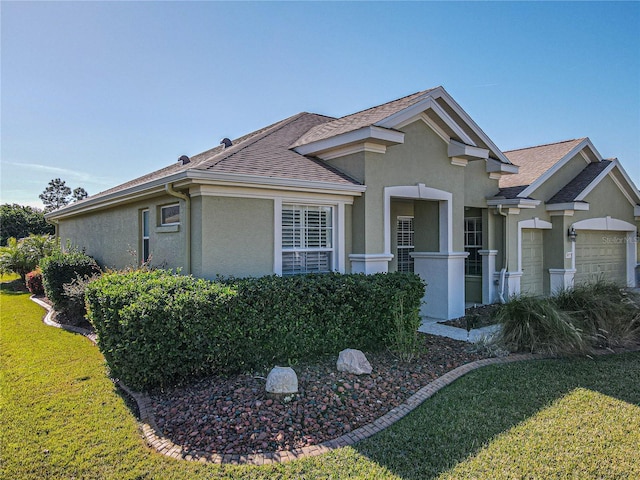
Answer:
[56,194,188,271]
[329,120,502,258]
[193,195,274,279]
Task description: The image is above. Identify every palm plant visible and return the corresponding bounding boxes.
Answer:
[0,235,57,282]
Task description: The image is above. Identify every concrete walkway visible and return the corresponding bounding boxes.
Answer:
[419,317,500,342]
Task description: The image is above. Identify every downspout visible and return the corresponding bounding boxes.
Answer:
[497,205,508,304]
[165,183,191,275]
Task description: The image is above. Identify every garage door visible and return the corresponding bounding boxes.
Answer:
[575,230,626,285]
[521,229,544,296]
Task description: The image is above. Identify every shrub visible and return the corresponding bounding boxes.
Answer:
[62,273,101,320]
[86,270,425,390]
[0,234,57,282]
[552,280,640,349]
[493,295,587,355]
[25,268,44,296]
[40,250,100,310]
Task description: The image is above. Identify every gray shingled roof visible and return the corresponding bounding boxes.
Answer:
[548,160,612,204]
[500,138,586,189]
[76,112,360,206]
[291,88,438,148]
[496,185,529,199]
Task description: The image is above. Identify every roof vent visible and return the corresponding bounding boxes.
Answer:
[220,137,232,148]
[179,155,190,165]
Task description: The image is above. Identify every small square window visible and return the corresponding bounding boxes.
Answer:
[161,204,180,225]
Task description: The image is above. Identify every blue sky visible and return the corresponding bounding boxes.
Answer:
[2,1,639,208]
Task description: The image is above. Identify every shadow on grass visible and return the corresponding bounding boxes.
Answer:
[0,278,28,294]
[352,352,640,480]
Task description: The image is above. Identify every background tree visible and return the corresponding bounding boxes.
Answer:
[0,203,54,246]
[39,178,72,212]
[72,187,88,202]
[39,178,89,212]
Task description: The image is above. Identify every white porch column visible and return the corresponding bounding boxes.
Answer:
[549,268,576,293]
[412,252,468,320]
[479,250,497,304]
[349,254,393,274]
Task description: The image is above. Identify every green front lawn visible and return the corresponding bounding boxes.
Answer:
[1,278,639,479]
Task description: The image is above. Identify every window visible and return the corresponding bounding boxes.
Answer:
[161,204,180,225]
[464,217,482,275]
[282,204,333,274]
[141,209,150,263]
[396,216,414,273]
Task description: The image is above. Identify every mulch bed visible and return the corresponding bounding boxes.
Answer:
[439,304,500,330]
[148,334,491,459]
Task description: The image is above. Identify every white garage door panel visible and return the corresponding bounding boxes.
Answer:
[521,229,544,296]
[575,230,626,285]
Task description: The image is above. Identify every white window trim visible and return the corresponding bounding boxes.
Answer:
[464,216,483,276]
[141,209,150,263]
[274,198,345,275]
[160,203,180,226]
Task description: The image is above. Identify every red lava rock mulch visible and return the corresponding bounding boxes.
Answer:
[149,334,490,459]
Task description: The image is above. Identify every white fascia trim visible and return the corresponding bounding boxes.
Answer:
[448,139,489,160]
[571,216,636,232]
[431,87,513,165]
[517,217,553,272]
[607,159,640,205]
[486,158,519,174]
[395,113,451,144]
[518,138,600,199]
[375,95,477,146]
[383,184,453,256]
[45,171,188,220]
[191,185,358,205]
[486,198,541,208]
[318,142,386,161]
[185,170,366,194]
[292,126,405,157]
[546,202,590,211]
[574,161,617,201]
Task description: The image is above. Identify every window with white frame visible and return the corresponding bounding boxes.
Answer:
[141,209,150,263]
[396,216,414,273]
[160,203,180,225]
[282,204,333,274]
[464,217,482,275]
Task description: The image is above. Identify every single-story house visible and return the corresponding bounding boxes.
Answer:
[46,86,640,319]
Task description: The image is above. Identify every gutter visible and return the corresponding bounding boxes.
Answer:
[165,183,191,275]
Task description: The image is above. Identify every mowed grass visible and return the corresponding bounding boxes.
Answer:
[1,275,639,479]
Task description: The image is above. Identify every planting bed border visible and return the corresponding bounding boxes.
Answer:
[32,295,633,466]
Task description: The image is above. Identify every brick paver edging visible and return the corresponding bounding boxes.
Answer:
[31,295,633,466]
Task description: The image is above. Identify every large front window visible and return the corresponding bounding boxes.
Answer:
[282,204,333,274]
[464,217,482,275]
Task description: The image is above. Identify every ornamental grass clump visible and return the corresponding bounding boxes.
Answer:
[552,280,640,349]
[494,295,587,355]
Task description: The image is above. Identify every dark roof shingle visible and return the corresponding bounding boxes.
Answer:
[548,160,612,204]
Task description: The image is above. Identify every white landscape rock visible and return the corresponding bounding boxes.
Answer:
[336,348,372,375]
[265,366,298,395]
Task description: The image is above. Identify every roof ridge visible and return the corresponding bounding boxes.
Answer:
[504,138,586,153]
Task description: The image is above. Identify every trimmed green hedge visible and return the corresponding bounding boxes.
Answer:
[86,270,425,391]
[40,251,101,311]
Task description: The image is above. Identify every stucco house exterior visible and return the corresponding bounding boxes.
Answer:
[46,86,640,320]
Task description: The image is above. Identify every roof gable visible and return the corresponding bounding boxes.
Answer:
[291,86,512,166]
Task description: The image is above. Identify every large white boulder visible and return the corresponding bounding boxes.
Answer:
[337,348,372,375]
[265,366,298,394]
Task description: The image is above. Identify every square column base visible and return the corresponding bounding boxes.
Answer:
[411,252,468,320]
[549,268,576,293]
[349,254,393,274]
